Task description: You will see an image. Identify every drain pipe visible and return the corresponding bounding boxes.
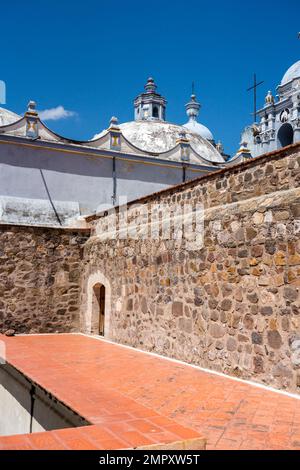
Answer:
[182,164,186,183]
[112,156,117,206]
[29,384,36,433]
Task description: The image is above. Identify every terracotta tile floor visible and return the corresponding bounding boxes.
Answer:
[1,333,300,450]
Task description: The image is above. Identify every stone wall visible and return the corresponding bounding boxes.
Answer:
[82,144,300,393]
[0,225,89,334]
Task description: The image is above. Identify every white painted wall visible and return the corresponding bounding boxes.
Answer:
[0,140,208,225]
[0,364,88,436]
[0,365,31,436]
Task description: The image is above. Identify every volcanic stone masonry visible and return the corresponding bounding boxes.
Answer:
[0,225,89,333]
[82,144,300,393]
[0,144,299,394]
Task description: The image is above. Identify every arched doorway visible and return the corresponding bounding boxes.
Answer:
[91,283,105,336]
[277,123,294,148]
[85,271,111,337]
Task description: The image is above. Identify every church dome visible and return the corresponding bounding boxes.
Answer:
[0,107,21,126]
[93,79,224,164]
[182,93,214,142]
[281,60,300,85]
[183,119,214,141]
[116,120,223,163]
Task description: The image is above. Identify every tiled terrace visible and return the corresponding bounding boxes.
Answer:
[0,333,299,450]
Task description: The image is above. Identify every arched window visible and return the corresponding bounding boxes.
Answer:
[277,123,294,149]
[153,106,159,118]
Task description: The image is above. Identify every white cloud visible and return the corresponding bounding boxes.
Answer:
[0,80,6,104]
[39,105,77,121]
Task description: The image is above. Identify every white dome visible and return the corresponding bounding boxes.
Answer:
[0,107,21,126]
[183,119,214,141]
[94,120,224,163]
[281,60,300,85]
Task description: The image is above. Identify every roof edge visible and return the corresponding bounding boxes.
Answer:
[85,141,300,222]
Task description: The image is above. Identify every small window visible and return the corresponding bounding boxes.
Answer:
[153,106,159,118]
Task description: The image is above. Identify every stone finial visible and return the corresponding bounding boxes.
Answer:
[108,116,121,150]
[144,77,157,94]
[265,90,274,106]
[177,129,189,142]
[239,140,248,149]
[232,140,252,162]
[237,141,251,156]
[185,94,201,121]
[26,100,38,116]
[216,141,224,153]
[109,116,119,128]
[25,100,39,139]
[176,129,190,161]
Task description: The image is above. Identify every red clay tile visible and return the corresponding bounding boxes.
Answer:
[0,333,299,450]
[117,430,155,448]
[26,432,67,450]
[99,438,130,450]
[130,419,163,434]
[0,435,34,450]
[59,437,99,450]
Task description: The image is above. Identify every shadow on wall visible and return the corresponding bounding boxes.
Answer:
[0,364,88,436]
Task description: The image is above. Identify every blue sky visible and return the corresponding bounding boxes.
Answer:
[1,0,300,154]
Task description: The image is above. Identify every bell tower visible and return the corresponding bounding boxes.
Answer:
[134,77,167,121]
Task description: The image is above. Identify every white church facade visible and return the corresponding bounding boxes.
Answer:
[238,59,300,159]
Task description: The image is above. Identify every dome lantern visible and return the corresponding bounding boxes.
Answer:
[134,77,167,121]
[185,94,201,121]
